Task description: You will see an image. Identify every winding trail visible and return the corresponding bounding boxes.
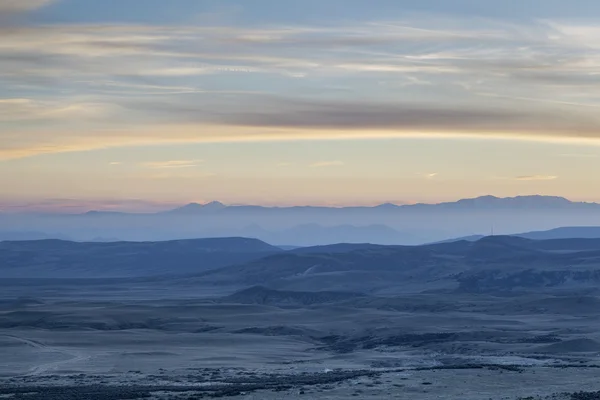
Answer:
[1,334,90,376]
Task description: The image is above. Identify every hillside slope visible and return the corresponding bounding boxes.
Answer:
[184,236,600,295]
[0,238,282,278]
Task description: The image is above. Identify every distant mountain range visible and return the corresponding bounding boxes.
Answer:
[437,226,600,244]
[5,195,600,245]
[238,223,424,246]
[7,224,600,247]
[81,195,600,216]
[165,201,228,214]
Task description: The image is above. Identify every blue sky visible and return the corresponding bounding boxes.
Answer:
[38,0,600,23]
[2,0,600,211]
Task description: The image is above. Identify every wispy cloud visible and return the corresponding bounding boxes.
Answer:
[558,153,599,158]
[515,175,558,181]
[0,0,55,13]
[147,171,216,180]
[0,98,112,122]
[424,173,438,179]
[140,159,203,169]
[109,161,122,165]
[310,160,345,168]
[3,15,600,159]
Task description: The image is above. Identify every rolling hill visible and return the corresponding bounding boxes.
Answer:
[183,236,600,295]
[4,235,600,295]
[0,238,282,279]
[438,227,600,244]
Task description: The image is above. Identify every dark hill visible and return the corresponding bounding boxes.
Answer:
[0,238,282,279]
[8,235,600,294]
[182,236,600,295]
[439,227,600,246]
[194,245,462,293]
[527,238,600,252]
[288,243,389,254]
[521,226,600,240]
[465,236,541,262]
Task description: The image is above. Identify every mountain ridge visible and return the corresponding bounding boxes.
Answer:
[186,235,600,295]
[6,195,600,245]
[0,237,282,279]
[5,235,600,295]
[435,226,600,244]
[75,195,600,216]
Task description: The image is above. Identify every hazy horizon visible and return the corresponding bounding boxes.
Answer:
[0,193,595,214]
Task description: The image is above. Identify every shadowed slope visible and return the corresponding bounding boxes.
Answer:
[0,238,282,279]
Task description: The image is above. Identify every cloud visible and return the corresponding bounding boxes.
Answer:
[310,160,344,168]
[0,0,54,13]
[558,153,599,158]
[140,159,204,169]
[515,175,558,181]
[3,16,600,159]
[0,98,112,121]
[109,161,122,165]
[424,173,438,179]
[217,100,522,130]
[146,171,216,180]
[0,17,596,86]
[3,116,600,162]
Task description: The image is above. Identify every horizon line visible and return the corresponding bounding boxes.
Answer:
[0,194,594,215]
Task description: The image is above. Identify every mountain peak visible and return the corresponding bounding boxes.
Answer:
[374,202,400,209]
[168,201,227,214]
[474,195,500,201]
[203,201,226,210]
[475,195,569,202]
[448,195,574,209]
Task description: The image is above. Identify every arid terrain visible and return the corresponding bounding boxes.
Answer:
[2,236,600,399]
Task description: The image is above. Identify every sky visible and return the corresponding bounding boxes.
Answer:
[2,0,600,211]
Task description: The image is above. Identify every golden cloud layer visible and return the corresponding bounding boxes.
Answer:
[2,14,600,159]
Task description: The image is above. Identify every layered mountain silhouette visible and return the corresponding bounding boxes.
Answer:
[150,195,600,215]
[177,236,600,295]
[5,195,600,245]
[238,223,423,246]
[6,235,600,296]
[49,195,600,217]
[166,201,227,214]
[437,226,600,244]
